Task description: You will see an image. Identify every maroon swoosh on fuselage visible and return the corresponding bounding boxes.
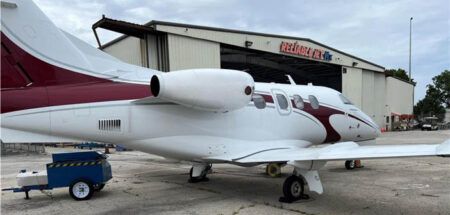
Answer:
[258,93,342,143]
[1,33,150,114]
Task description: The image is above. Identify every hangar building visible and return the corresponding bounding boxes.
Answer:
[92,17,414,130]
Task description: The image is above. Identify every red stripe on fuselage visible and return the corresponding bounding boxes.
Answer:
[1,33,150,113]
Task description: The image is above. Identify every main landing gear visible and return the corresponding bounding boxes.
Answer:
[188,163,212,183]
[279,161,325,203]
[265,162,284,177]
[279,175,309,203]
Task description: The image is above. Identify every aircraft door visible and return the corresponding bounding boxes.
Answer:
[271,89,291,115]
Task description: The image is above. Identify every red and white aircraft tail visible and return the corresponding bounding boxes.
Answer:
[1,0,156,142]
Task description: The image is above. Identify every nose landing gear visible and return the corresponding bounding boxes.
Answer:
[345,160,364,170]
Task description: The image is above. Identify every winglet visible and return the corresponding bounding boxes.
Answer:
[437,139,450,157]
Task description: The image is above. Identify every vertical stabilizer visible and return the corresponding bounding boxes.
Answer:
[1,0,95,73]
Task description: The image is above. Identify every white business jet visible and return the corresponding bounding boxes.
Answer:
[1,0,449,203]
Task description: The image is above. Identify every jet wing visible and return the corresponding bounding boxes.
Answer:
[220,140,450,163]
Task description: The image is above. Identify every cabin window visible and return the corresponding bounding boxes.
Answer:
[309,95,320,109]
[293,95,304,109]
[276,94,288,110]
[339,94,353,105]
[252,94,266,109]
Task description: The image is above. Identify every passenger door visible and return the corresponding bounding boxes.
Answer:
[271,89,291,115]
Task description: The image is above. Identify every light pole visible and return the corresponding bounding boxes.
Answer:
[409,17,413,79]
[409,17,414,116]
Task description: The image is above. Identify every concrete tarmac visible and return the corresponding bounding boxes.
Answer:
[1,130,449,215]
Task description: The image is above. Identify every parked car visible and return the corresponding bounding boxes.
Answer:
[421,117,439,131]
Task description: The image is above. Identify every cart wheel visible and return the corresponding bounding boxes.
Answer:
[93,183,105,192]
[69,180,94,201]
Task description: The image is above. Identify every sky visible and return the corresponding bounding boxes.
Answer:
[34,0,449,103]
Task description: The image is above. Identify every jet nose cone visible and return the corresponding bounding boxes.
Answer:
[375,127,381,137]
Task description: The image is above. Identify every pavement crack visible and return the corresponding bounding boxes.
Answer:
[232,203,256,215]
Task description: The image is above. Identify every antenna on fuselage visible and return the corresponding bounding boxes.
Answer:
[285,74,296,85]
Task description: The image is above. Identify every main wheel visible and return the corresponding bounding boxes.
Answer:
[345,160,355,170]
[266,163,282,177]
[188,167,207,183]
[282,175,304,202]
[69,180,94,201]
[93,183,105,192]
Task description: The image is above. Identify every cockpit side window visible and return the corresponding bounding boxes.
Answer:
[276,94,288,110]
[309,95,320,109]
[339,94,353,105]
[252,94,266,109]
[293,94,304,109]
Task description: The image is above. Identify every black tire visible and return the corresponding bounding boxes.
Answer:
[282,175,304,202]
[345,160,355,170]
[69,180,94,201]
[93,183,105,192]
[266,163,282,177]
[188,167,205,183]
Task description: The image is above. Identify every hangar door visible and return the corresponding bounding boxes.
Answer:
[220,44,342,91]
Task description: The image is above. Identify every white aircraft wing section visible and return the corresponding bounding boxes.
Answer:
[230,140,450,163]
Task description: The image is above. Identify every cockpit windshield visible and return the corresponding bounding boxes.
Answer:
[339,94,353,105]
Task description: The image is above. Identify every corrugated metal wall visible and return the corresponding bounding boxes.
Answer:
[385,77,414,115]
[102,37,143,66]
[342,67,363,108]
[342,67,387,127]
[167,34,220,71]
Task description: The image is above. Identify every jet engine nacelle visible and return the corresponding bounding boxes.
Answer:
[150,69,254,112]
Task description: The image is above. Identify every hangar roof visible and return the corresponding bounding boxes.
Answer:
[94,17,385,71]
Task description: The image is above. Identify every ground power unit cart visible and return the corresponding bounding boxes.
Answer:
[2,151,112,201]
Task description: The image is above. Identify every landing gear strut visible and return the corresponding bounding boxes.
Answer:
[279,175,309,203]
[188,163,211,183]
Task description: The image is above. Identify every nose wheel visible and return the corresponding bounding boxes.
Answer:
[345,160,363,170]
[345,160,356,170]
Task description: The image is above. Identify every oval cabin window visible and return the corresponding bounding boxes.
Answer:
[276,94,288,110]
[309,95,320,109]
[252,94,266,109]
[293,95,304,109]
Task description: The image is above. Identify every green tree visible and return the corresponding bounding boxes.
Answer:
[385,68,412,82]
[414,70,449,120]
[432,70,450,108]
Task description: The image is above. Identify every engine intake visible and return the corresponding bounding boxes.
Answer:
[150,69,254,112]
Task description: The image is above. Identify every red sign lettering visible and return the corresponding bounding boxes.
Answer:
[279,41,332,61]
